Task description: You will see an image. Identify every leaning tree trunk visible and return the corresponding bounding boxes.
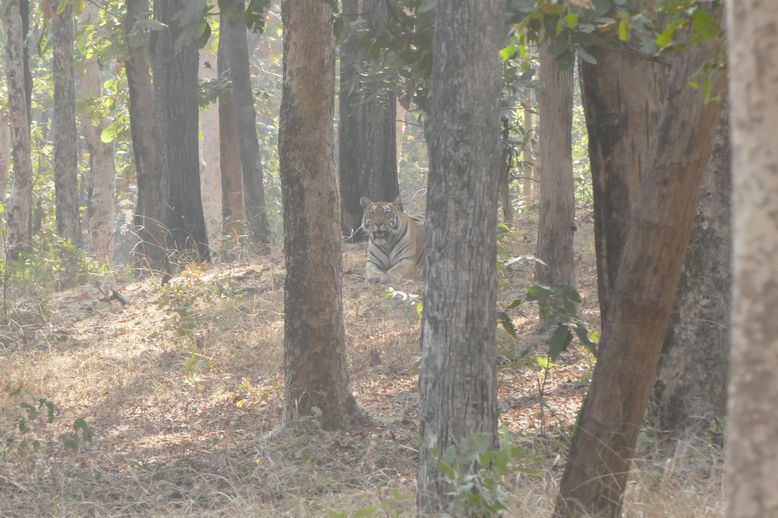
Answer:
[53,0,81,246]
[152,0,209,261]
[417,0,504,514]
[726,1,778,516]
[651,103,730,438]
[217,20,244,229]
[535,41,575,287]
[3,0,34,257]
[198,45,223,257]
[223,2,271,248]
[338,0,399,238]
[80,3,116,265]
[125,0,168,273]
[554,18,726,517]
[279,0,362,430]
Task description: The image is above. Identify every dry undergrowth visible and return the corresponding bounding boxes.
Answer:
[0,212,723,517]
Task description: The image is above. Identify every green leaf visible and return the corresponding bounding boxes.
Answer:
[548,325,573,359]
[566,12,578,29]
[100,122,119,143]
[691,8,718,41]
[577,47,597,64]
[618,17,630,41]
[500,43,518,61]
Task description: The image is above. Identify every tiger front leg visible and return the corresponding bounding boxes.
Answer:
[386,259,420,280]
[366,261,389,283]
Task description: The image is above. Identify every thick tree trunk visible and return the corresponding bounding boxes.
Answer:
[726,2,778,516]
[125,0,168,272]
[223,3,271,248]
[80,4,116,265]
[53,1,81,246]
[338,0,399,239]
[652,103,730,437]
[416,0,504,514]
[279,0,361,430]
[535,41,575,287]
[217,22,244,227]
[554,20,726,517]
[198,46,223,257]
[522,102,534,208]
[3,0,34,257]
[152,0,209,261]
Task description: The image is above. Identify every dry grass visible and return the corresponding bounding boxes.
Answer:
[0,211,723,517]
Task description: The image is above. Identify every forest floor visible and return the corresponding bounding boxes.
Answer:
[0,210,723,517]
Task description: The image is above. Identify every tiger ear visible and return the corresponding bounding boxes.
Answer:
[360,196,373,209]
[393,195,403,211]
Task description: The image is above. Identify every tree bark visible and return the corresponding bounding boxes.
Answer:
[222,2,271,248]
[152,0,209,261]
[498,119,513,224]
[3,0,34,257]
[535,41,575,287]
[218,21,244,228]
[416,1,504,514]
[522,101,534,209]
[338,0,399,239]
[554,18,726,517]
[726,1,778,516]
[652,103,730,438]
[125,0,168,272]
[0,111,10,203]
[198,45,223,258]
[279,0,361,430]
[53,1,81,246]
[79,3,116,265]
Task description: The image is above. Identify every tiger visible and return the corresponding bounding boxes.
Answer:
[360,196,425,283]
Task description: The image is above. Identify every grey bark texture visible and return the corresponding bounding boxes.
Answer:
[0,111,11,205]
[152,0,209,261]
[652,103,730,438]
[222,3,271,248]
[416,0,504,514]
[522,101,534,208]
[125,0,168,273]
[535,41,575,287]
[53,1,81,246]
[726,1,778,516]
[279,0,361,430]
[198,46,223,257]
[554,17,725,517]
[217,22,244,227]
[338,0,399,239]
[3,0,34,256]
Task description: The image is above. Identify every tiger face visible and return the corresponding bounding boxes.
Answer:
[360,196,402,245]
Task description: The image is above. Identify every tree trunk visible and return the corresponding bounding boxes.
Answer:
[218,21,244,228]
[651,103,730,438]
[20,0,32,125]
[498,119,513,224]
[726,2,778,515]
[53,1,81,246]
[125,0,168,272]
[152,0,209,261]
[396,100,406,171]
[338,0,399,239]
[0,111,10,203]
[79,3,116,265]
[223,2,271,248]
[3,0,34,257]
[535,41,575,287]
[522,101,534,209]
[199,45,223,257]
[554,20,726,517]
[279,0,361,430]
[416,0,504,514]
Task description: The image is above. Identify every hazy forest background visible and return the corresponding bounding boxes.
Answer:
[0,0,775,516]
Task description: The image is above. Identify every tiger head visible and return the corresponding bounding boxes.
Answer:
[360,196,403,245]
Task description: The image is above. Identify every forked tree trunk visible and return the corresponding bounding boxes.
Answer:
[198,46,223,257]
[125,0,168,272]
[152,0,209,261]
[3,0,34,257]
[279,0,362,430]
[222,2,271,248]
[217,20,244,228]
[652,103,730,437]
[726,2,778,515]
[535,41,575,287]
[554,18,726,517]
[53,1,81,246]
[338,0,399,238]
[417,0,504,513]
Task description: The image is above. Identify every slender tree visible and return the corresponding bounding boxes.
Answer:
[535,41,575,286]
[198,45,223,255]
[339,0,400,238]
[0,112,11,203]
[279,0,362,430]
[222,1,271,248]
[554,15,725,516]
[3,0,34,256]
[417,0,505,513]
[521,100,535,208]
[152,0,209,260]
[726,1,778,515]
